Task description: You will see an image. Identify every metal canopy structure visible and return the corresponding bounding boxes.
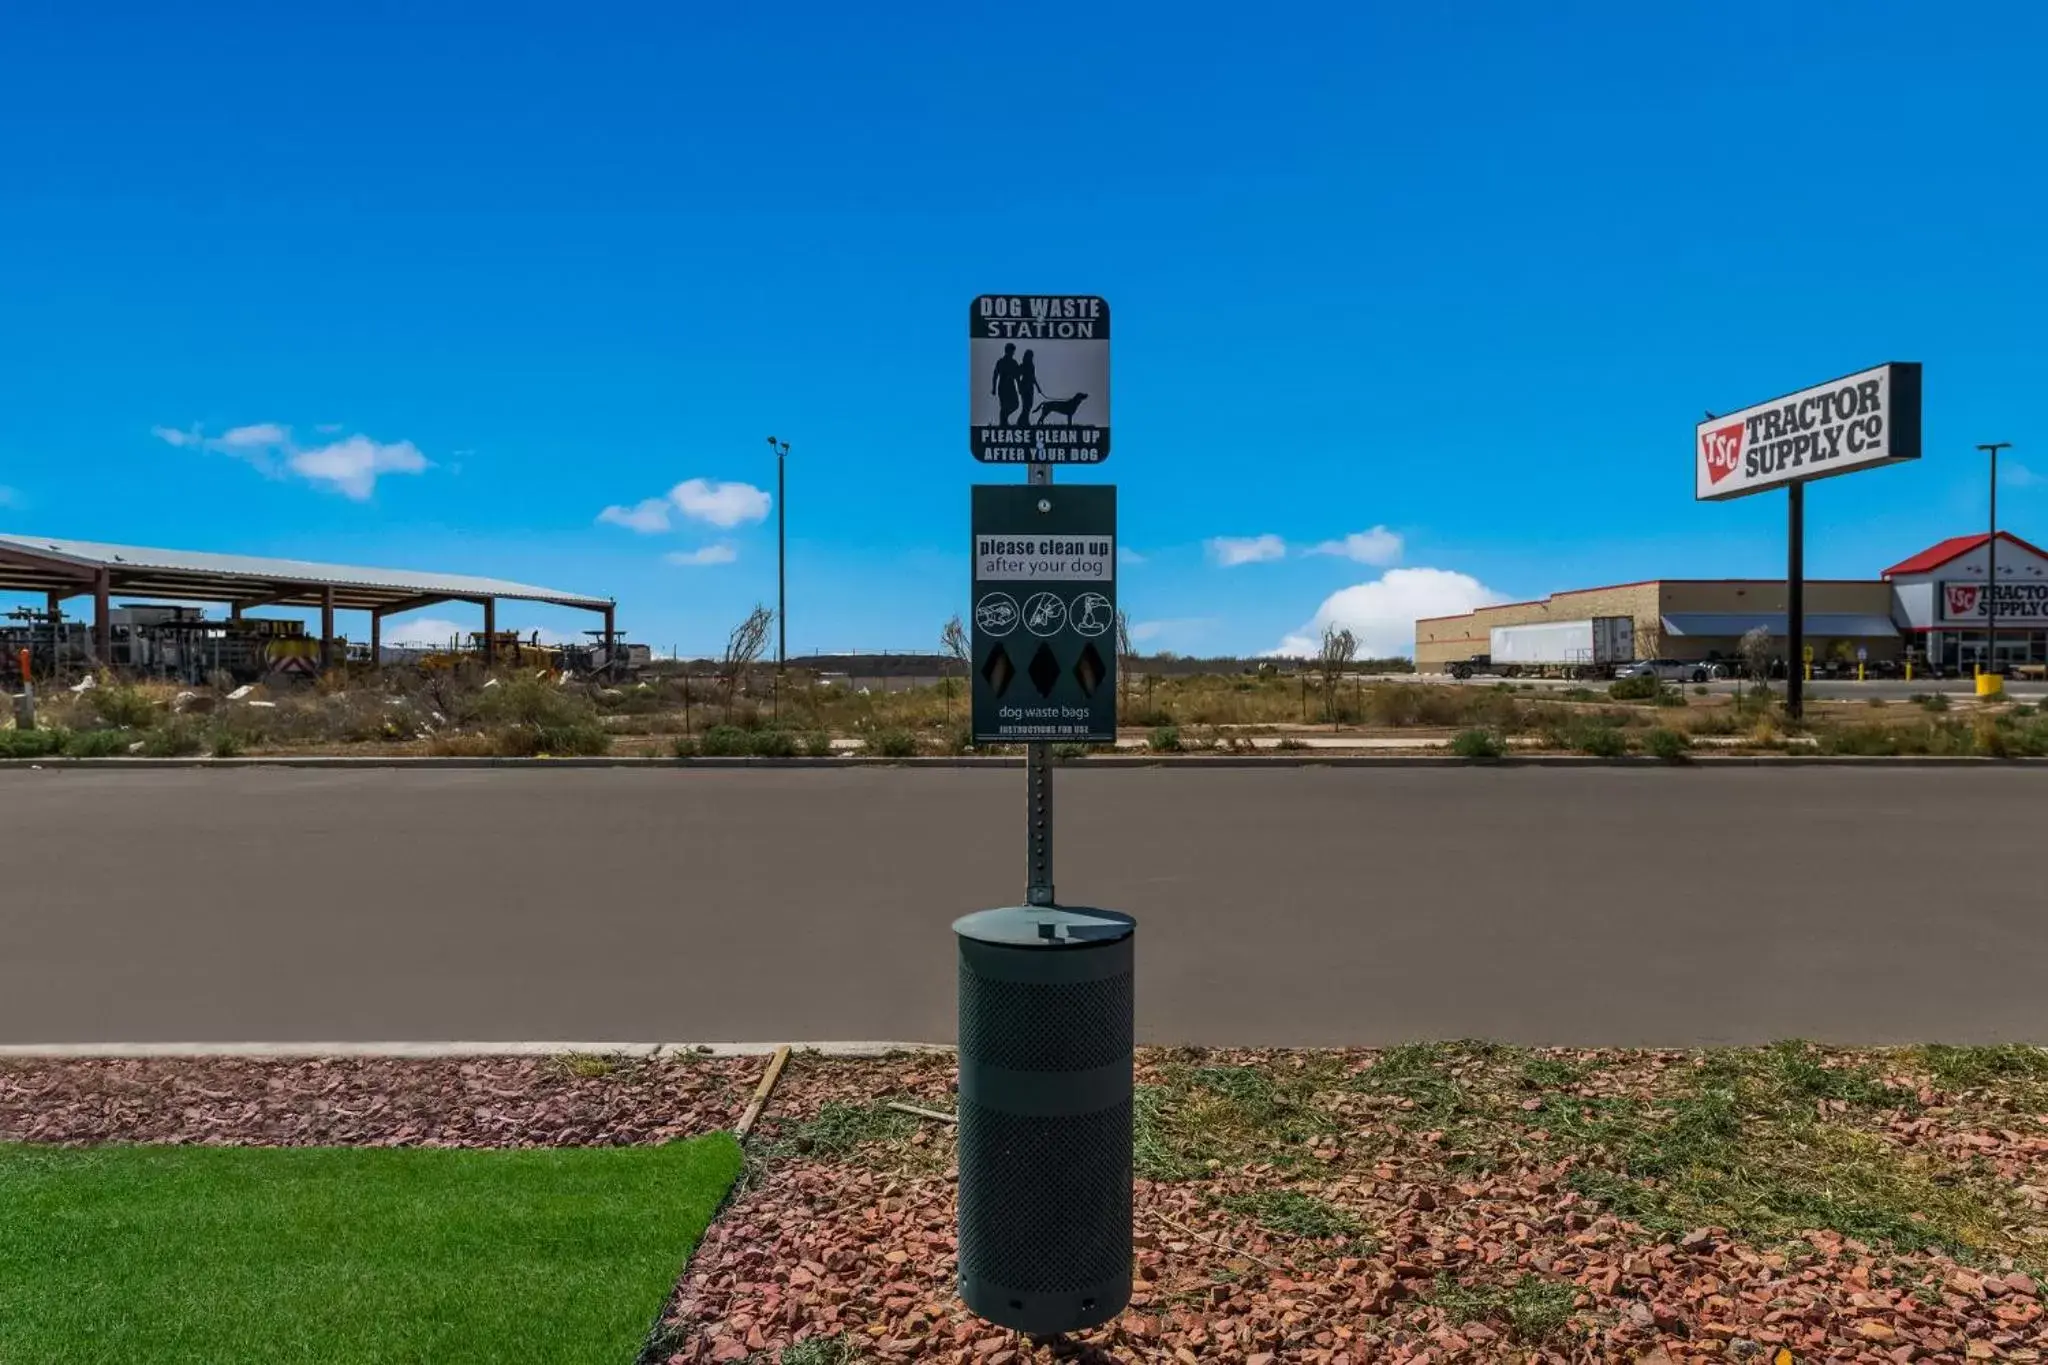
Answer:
[0,532,615,669]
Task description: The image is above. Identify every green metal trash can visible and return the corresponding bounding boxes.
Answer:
[953,905,1135,1334]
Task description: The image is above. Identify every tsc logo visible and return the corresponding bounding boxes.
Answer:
[1701,421,1745,484]
[1946,584,1982,618]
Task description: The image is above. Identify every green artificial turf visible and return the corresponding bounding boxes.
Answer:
[0,1135,742,1365]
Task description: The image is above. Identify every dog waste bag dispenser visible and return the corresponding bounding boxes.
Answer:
[953,905,1135,1333]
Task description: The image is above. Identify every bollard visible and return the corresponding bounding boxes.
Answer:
[954,905,1135,1334]
[11,686,33,732]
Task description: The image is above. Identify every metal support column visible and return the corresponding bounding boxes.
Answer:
[320,586,335,672]
[1987,444,2003,675]
[369,609,382,669]
[482,598,496,667]
[1786,483,1804,720]
[93,568,111,668]
[603,604,616,674]
[1025,458,1054,906]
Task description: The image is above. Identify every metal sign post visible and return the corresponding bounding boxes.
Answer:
[956,295,1130,1336]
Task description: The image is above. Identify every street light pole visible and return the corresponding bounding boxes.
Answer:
[767,437,790,669]
[1980,442,2012,677]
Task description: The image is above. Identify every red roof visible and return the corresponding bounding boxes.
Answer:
[1882,531,2048,579]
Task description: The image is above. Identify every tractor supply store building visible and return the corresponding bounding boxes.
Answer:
[1415,532,2048,675]
[0,533,617,678]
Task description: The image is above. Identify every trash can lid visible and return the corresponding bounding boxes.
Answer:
[953,904,1135,947]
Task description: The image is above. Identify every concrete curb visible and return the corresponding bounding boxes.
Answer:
[0,1040,953,1060]
[2,754,2046,771]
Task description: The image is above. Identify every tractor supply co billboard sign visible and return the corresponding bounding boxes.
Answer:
[1939,581,2048,624]
[1695,362,1922,502]
[970,295,1111,464]
[971,483,1117,744]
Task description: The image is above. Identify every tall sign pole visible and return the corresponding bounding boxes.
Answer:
[955,294,1130,1336]
[1980,442,2011,682]
[1697,363,1923,720]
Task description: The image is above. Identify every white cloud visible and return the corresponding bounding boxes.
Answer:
[670,478,771,528]
[154,421,429,498]
[2003,463,2045,489]
[379,617,468,648]
[1306,526,1404,566]
[665,543,739,567]
[1130,617,1217,645]
[287,435,430,500]
[1206,534,1287,567]
[597,498,674,534]
[1118,546,1146,566]
[217,422,291,450]
[1271,566,1508,659]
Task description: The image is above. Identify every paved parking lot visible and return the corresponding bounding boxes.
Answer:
[3,765,2046,1047]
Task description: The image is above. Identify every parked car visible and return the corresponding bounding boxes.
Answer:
[1614,658,1712,683]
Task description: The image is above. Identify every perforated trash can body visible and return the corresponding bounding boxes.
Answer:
[953,905,1135,1334]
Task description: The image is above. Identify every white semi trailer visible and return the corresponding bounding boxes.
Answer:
[1444,616,1634,679]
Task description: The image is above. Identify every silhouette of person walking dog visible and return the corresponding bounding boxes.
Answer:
[992,343,1089,430]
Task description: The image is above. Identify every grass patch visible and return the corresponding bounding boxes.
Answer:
[778,1338,871,1365]
[0,1136,742,1365]
[775,1101,915,1158]
[1220,1188,1362,1239]
[1147,724,1183,753]
[1913,1043,2048,1090]
[0,727,68,759]
[1132,1057,1348,1182]
[1426,1273,1580,1342]
[1538,1045,2040,1265]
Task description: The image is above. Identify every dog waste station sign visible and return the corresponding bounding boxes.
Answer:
[955,294,1133,1338]
[969,294,1111,464]
[970,485,1117,744]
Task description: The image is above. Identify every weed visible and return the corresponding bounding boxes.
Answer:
[89,683,158,730]
[749,729,798,758]
[1450,728,1503,759]
[552,1053,620,1080]
[802,731,834,758]
[1576,724,1628,758]
[1643,727,1690,762]
[1273,738,1309,752]
[1518,1055,1585,1089]
[1221,1189,1362,1239]
[1133,1084,1200,1181]
[1354,1043,1486,1126]
[671,736,699,758]
[1148,725,1183,752]
[1917,692,1950,712]
[1867,696,1888,708]
[1818,724,1900,756]
[779,1335,870,1365]
[62,729,129,758]
[208,727,247,758]
[861,728,917,759]
[141,717,206,757]
[1561,687,1596,701]
[698,725,750,757]
[0,727,70,758]
[776,1102,913,1158]
[1426,1274,1579,1342]
[1051,742,1091,762]
[1608,674,1659,702]
[1693,685,1710,696]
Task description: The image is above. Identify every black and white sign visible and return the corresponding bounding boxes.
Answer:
[971,484,1117,743]
[970,295,1111,464]
[1939,581,2048,623]
[1695,362,1922,502]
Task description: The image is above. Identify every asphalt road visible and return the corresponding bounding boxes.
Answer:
[4,766,2045,1048]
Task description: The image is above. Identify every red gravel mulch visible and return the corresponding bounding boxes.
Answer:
[0,1053,760,1147]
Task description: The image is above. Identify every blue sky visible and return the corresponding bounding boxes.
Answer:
[3,1,2043,658]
